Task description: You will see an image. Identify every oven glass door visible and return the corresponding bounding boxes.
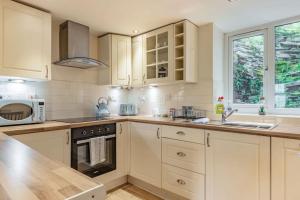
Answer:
[72,135,116,178]
[0,103,33,121]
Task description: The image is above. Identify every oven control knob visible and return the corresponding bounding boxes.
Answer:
[82,130,87,135]
[98,128,103,133]
[90,130,94,134]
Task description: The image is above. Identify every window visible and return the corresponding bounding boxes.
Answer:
[275,21,300,109]
[227,18,300,114]
[231,33,265,104]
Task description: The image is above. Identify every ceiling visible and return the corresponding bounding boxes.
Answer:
[20,0,300,35]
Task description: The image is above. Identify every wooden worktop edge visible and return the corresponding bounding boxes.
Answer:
[2,117,300,140]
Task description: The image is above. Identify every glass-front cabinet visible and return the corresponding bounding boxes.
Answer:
[143,25,174,84]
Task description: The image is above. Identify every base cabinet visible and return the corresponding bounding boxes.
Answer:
[129,122,162,188]
[13,129,70,165]
[272,137,300,200]
[205,131,270,200]
[162,164,204,200]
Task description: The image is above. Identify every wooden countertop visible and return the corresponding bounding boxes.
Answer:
[127,116,300,139]
[0,132,101,200]
[0,115,299,199]
[51,115,300,140]
[1,121,71,136]
[1,116,300,139]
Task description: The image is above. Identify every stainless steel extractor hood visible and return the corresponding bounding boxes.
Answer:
[54,20,107,69]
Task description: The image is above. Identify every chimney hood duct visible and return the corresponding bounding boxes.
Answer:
[54,20,107,69]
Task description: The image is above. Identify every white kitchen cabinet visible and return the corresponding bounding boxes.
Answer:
[162,125,205,199]
[272,137,300,200]
[143,25,174,84]
[0,0,51,80]
[98,34,131,86]
[94,122,129,186]
[162,164,205,200]
[206,130,270,200]
[13,129,70,165]
[130,122,162,188]
[131,35,143,86]
[174,20,198,83]
[162,138,205,174]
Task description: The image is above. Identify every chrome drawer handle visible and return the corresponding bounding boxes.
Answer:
[177,152,186,157]
[177,179,186,185]
[176,131,185,135]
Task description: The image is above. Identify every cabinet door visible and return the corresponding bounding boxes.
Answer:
[131,36,143,86]
[0,0,51,80]
[111,35,131,85]
[143,25,174,84]
[13,129,70,165]
[130,122,162,188]
[272,137,300,200]
[206,131,270,200]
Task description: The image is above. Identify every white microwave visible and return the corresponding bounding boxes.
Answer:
[0,99,45,126]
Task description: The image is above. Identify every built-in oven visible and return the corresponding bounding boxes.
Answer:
[71,123,116,178]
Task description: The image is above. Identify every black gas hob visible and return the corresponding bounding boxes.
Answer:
[56,117,112,123]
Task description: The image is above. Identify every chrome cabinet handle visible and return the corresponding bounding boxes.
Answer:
[66,131,70,145]
[176,131,185,136]
[177,152,186,157]
[128,74,131,86]
[177,179,186,185]
[45,65,49,79]
[207,132,210,147]
[119,123,123,134]
[157,128,160,139]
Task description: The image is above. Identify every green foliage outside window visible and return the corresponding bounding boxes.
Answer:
[275,22,300,108]
[233,35,264,104]
[232,21,300,108]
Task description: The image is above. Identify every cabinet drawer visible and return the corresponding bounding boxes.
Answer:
[162,138,205,174]
[162,164,205,200]
[162,126,204,144]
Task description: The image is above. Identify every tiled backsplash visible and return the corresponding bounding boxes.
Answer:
[0,62,128,120]
[128,81,214,118]
[0,80,127,120]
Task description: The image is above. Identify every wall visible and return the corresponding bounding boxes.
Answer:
[0,19,127,120]
[128,23,223,119]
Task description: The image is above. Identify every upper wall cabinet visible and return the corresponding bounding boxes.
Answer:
[131,35,143,86]
[0,0,51,80]
[143,25,174,85]
[98,34,131,86]
[174,20,198,83]
[141,20,198,86]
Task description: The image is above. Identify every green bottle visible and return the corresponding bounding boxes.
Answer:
[216,96,225,114]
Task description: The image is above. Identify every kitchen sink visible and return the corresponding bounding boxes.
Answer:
[222,121,277,130]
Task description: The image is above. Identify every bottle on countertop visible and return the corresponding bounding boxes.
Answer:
[215,96,225,115]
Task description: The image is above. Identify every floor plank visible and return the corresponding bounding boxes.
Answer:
[106,184,162,200]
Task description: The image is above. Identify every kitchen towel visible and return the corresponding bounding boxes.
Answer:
[90,137,100,166]
[89,137,106,166]
[99,137,106,163]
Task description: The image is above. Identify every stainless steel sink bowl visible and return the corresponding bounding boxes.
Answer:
[222,121,276,130]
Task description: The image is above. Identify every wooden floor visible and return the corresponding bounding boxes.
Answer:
[106,184,163,200]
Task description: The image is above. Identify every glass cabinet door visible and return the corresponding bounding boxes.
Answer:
[144,25,173,84]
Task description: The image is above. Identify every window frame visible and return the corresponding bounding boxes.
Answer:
[226,15,300,115]
[228,29,269,113]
